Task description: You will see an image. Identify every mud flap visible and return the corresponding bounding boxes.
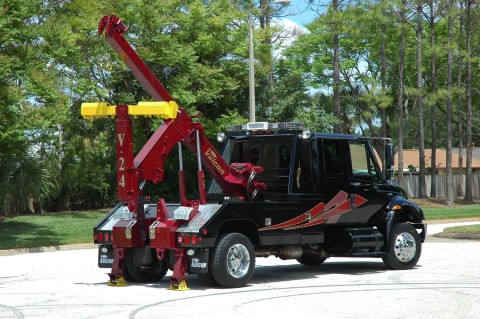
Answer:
[98,245,114,268]
[188,249,209,274]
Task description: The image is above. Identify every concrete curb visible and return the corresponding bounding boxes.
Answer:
[428,217,480,224]
[433,232,480,240]
[0,243,96,256]
[428,218,480,241]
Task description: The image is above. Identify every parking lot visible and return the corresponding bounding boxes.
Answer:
[1,223,479,319]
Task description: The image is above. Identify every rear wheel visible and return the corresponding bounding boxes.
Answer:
[382,223,421,270]
[210,233,255,288]
[125,248,168,282]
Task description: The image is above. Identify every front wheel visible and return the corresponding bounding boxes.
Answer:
[382,223,421,270]
[210,233,255,288]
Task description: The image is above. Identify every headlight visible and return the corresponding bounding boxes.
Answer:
[216,132,226,142]
[301,130,311,139]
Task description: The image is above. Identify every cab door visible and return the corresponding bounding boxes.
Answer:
[311,138,352,226]
[315,138,350,199]
[346,140,389,223]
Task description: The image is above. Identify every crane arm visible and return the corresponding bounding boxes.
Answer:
[90,15,264,209]
[98,15,172,101]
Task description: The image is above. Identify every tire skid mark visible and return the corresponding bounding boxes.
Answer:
[0,275,30,285]
[129,281,480,319]
[0,304,24,319]
[15,303,138,311]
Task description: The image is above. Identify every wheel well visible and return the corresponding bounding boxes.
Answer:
[391,210,423,224]
[383,210,427,246]
[217,220,260,246]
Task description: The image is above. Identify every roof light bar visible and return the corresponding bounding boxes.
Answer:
[226,122,304,132]
[247,122,268,130]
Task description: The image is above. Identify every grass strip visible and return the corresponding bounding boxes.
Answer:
[0,211,106,250]
[422,204,480,220]
[442,224,480,235]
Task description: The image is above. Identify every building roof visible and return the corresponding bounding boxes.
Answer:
[395,148,480,170]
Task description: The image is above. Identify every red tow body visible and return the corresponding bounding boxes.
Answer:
[150,199,200,287]
[94,15,265,289]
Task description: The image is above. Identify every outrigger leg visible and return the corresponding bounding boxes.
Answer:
[107,247,127,286]
[169,249,189,291]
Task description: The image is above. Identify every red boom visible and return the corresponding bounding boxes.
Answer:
[97,15,265,210]
[90,15,267,290]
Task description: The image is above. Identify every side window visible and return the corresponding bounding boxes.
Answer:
[249,147,260,165]
[349,142,381,181]
[322,140,343,176]
[278,144,290,168]
[230,138,292,169]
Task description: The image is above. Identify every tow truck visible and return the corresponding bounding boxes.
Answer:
[82,15,426,290]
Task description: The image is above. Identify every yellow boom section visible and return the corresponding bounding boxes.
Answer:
[81,102,116,120]
[81,101,179,120]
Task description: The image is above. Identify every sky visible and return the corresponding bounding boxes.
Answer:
[282,1,318,28]
[270,1,319,56]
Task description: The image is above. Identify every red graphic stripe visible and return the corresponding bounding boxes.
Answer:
[307,199,348,224]
[259,201,325,231]
[353,194,368,207]
[321,200,351,219]
[285,217,325,230]
[289,195,368,229]
[300,217,326,228]
[325,191,348,210]
[259,191,367,232]
[309,202,325,219]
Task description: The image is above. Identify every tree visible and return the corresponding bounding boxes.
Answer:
[445,0,454,207]
[380,0,388,165]
[456,2,464,198]
[416,0,427,198]
[0,0,59,214]
[428,0,438,198]
[464,0,473,202]
[332,0,342,133]
[396,0,408,189]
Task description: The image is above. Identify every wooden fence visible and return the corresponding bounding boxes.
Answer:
[395,174,480,198]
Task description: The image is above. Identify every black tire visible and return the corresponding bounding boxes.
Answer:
[125,248,168,282]
[297,254,327,266]
[210,233,255,288]
[382,223,422,270]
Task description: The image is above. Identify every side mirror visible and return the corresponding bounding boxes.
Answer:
[384,143,394,180]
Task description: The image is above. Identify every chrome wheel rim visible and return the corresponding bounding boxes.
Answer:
[393,232,416,263]
[227,244,250,278]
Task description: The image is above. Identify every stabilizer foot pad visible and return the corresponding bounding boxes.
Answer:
[169,280,189,291]
[108,275,127,287]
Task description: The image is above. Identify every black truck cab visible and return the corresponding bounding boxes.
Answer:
[215,123,423,230]
[192,122,427,287]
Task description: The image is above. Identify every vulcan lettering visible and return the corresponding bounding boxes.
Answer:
[205,148,226,175]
